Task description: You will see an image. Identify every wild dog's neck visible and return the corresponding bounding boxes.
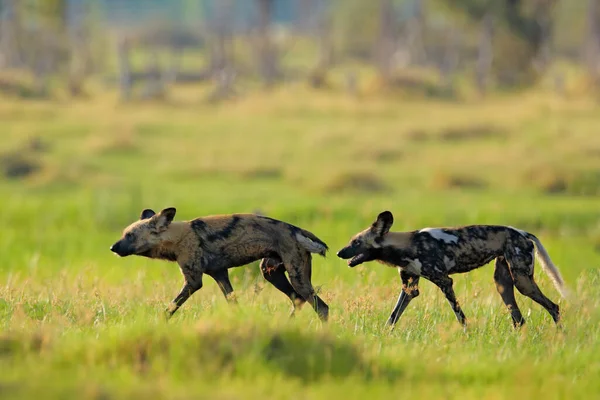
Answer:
[147,222,190,262]
[377,231,415,268]
[381,231,412,249]
[163,222,189,242]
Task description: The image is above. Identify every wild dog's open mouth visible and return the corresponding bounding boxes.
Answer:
[348,253,368,267]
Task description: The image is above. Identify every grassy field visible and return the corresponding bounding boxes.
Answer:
[1,84,599,399]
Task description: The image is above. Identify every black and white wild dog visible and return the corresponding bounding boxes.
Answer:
[337,211,568,328]
[110,207,330,321]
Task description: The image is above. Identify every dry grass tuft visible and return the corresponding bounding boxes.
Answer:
[408,124,506,143]
[321,171,390,194]
[430,171,488,190]
[237,167,283,180]
[525,167,600,196]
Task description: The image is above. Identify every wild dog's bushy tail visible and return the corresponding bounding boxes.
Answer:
[525,232,570,299]
[295,229,328,257]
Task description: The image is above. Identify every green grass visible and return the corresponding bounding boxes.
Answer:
[1,84,599,399]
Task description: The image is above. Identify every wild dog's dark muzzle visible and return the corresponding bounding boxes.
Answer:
[110,240,133,257]
[336,247,355,259]
[337,246,371,268]
[337,246,374,268]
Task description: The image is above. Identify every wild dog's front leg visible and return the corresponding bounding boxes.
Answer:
[167,258,204,319]
[387,270,420,327]
[166,276,203,318]
[429,275,467,326]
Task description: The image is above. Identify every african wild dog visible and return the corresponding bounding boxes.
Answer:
[110,207,329,321]
[337,211,568,328]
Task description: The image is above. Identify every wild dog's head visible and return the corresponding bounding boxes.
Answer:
[337,211,394,267]
[110,207,177,257]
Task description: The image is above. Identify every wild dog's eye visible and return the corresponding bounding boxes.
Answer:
[352,239,360,247]
[125,232,134,241]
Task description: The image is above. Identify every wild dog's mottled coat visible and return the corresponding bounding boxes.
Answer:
[337,211,567,328]
[110,208,329,320]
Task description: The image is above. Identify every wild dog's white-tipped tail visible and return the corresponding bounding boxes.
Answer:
[528,234,570,299]
[295,232,328,257]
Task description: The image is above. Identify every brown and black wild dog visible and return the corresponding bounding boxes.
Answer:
[337,211,568,328]
[110,207,329,321]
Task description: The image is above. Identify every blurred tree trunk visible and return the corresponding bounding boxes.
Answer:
[297,0,312,33]
[586,0,600,84]
[32,34,52,97]
[495,0,546,86]
[67,1,90,96]
[30,0,68,95]
[408,0,426,66]
[207,0,237,102]
[376,0,396,85]
[140,49,165,100]
[117,37,132,101]
[37,0,68,71]
[316,13,333,69]
[0,0,21,68]
[475,11,494,96]
[533,0,554,74]
[210,0,233,74]
[440,26,459,93]
[39,0,68,32]
[309,2,334,89]
[298,0,332,69]
[256,0,279,87]
[446,0,556,87]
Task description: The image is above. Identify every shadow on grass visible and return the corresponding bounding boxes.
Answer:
[7,322,403,384]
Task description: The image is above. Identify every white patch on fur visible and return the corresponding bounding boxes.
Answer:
[529,235,569,298]
[404,258,422,275]
[515,247,521,255]
[443,255,456,271]
[420,228,459,244]
[295,232,327,255]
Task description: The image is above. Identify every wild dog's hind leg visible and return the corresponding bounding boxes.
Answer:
[283,252,329,322]
[387,270,420,327]
[207,269,237,303]
[512,272,560,323]
[429,274,467,326]
[506,247,560,324]
[494,256,525,327]
[260,257,306,316]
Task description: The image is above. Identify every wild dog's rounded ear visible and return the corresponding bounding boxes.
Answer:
[140,209,156,220]
[159,207,176,221]
[372,211,394,236]
[155,207,177,229]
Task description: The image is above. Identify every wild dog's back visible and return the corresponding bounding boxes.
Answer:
[190,214,328,269]
[416,225,510,273]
